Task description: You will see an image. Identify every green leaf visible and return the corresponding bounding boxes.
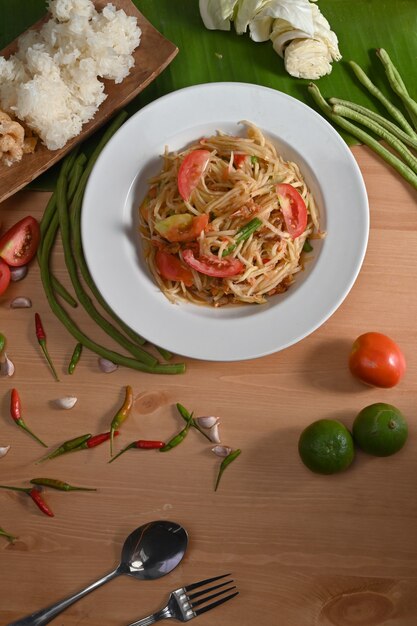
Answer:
[1,0,416,190]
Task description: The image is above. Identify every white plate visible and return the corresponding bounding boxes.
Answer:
[82,82,369,362]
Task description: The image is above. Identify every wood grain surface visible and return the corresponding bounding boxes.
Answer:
[1,146,417,625]
[0,0,178,203]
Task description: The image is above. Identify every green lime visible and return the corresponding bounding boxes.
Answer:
[298,419,355,474]
[352,403,408,456]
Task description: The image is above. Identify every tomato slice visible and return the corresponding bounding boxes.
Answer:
[0,258,11,296]
[276,183,308,239]
[233,153,248,168]
[178,150,211,201]
[155,250,194,286]
[0,216,40,267]
[155,214,209,242]
[182,248,244,277]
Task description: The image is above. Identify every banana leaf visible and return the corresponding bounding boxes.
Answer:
[1,0,416,190]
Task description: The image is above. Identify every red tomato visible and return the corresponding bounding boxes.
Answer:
[0,216,40,267]
[276,183,308,239]
[178,150,211,201]
[182,248,244,277]
[155,214,208,242]
[155,250,193,286]
[0,258,11,296]
[233,153,248,168]
[349,332,406,388]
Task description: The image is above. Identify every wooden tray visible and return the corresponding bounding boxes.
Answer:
[0,0,178,204]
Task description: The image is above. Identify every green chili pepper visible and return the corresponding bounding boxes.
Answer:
[110,386,133,456]
[222,218,262,256]
[215,449,242,491]
[302,239,313,253]
[68,342,83,374]
[251,155,258,164]
[0,526,17,542]
[30,478,97,492]
[159,413,193,452]
[38,433,92,462]
[176,403,211,442]
[0,333,5,356]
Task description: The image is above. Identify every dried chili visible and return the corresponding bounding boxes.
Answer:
[10,388,47,448]
[109,439,165,463]
[159,414,193,452]
[35,313,59,381]
[110,386,133,456]
[30,478,96,492]
[0,484,54,517]
[68,342,82,374]
[214,449,242,492]
[39,433,92,462]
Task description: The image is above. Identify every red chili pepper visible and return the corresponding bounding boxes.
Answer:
[28,487,54,517]
[108,439,165,463]
[0,484,54,517]
[35,313,59,381]
[110,386,133,456]
[10,389,47,448]
[84,431,119,449]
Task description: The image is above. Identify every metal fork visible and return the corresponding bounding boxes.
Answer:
[127,574,238,625]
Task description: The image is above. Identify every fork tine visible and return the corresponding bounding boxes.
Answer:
[188,579,234,601]
[190,586,237,609]
[184,573,231,592]
[194,591,239,616]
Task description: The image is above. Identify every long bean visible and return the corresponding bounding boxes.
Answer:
[308,83,417,191]
[69,124,147,348]
[328,98,417,151]
[348,61,417,139]
[40,160,185,374]
[56,162,158,367]
[376,48,417,131]
[331,103,417,174]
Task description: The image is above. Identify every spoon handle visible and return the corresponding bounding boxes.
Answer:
[7,568,121,626]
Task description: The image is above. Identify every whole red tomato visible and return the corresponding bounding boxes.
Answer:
[349,332,406,388]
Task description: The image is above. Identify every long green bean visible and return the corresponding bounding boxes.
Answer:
[308,83,417,191]
[56,161,158,367]
[348,60,417,139]
[376,48,417,131]
[328,98,417,151]
[69,125,147,348]
[331,103,417,174]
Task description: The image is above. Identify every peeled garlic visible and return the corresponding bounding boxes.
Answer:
[10,296,32,308]
[211,445,232,458]
[98,357,118,373]
[1,353,15,377]
[0,445,11,459]
[54,396,77,409]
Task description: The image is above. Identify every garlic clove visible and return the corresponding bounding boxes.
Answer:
[208,422,221,444]
[54,396,77,410]
[195,416,219,429]
[211,445,232,458]
[0,445,11,459]
[98,357,118,373]
[10,296,32,308]
[1,353,15,377]
[10,265,28,282]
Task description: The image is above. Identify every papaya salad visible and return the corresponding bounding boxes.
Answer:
[139,122,322,306]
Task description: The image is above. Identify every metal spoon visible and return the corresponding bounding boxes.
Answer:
[8,520,188,626]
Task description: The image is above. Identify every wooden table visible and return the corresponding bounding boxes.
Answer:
[1,145,417,626]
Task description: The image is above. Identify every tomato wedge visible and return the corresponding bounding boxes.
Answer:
[0,216,40,267]
[178,150,211,201]
[233,153,248,168]
[0,258,11,296]
[155,214,209,242]
[155,250,193,286]
[276,183,308,239]
[182,248,244,277]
